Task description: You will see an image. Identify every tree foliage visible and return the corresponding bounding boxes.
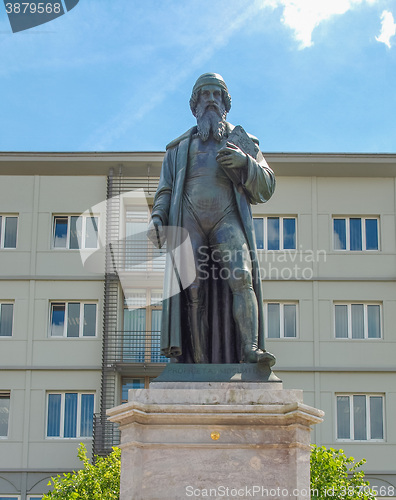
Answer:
[42,444,120,500]
[310,445,376,499]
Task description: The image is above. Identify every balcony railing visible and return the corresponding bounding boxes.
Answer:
[107,239,166,274]
[104,330,170,365]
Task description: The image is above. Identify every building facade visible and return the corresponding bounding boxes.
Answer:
[0,152,395,499]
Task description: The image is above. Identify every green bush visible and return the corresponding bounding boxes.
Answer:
[310,445,376,499]
[42,444,120,500]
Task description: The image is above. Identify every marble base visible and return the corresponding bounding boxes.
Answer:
[107,382,324,500]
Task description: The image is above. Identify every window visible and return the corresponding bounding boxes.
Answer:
[335,303,381,339]
[0,215,18,249]
[125,206,165,271]
[0,497,20,500]
[46,392,95,438]
[28,497,43,500]
[0,392,10,438]
[265,302,297,338]
[337,394,384,441]
[121,378,145,403]
[253,217,296,250]
[53,215,98,249]
[123,289,168,363]
[0,303,13,337]
[333,217,378,251]
[50,302,97,338]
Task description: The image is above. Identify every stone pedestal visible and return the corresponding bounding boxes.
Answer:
[108,378,323,500]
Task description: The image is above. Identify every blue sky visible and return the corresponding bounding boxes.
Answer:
[1,0,396,153]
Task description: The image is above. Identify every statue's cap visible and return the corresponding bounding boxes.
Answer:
[192,73,228,93]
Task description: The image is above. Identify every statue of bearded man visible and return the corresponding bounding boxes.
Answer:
[147,73,276,367]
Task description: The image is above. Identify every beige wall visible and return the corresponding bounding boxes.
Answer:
[0,174,106,479]
[256,174,396,486]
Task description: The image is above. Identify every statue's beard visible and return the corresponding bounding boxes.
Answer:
[196,104,227,142]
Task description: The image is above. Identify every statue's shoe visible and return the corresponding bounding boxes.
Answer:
[244,349,276,367]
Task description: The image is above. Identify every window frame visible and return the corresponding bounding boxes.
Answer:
[0,214,18,249]
[334,302,382,340]
[52,214,99,250]
[49,301,98,338]
[121,377,146,403]
[332,216,379,251]
[0,496,20,500]
[45,391,95,439]
[0,302,14,338]
[336,393,385,442]
[253,216,297,251]
[264,301,299,339]
[0,391,11,439]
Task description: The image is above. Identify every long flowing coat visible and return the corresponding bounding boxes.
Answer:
[151,123,276,363]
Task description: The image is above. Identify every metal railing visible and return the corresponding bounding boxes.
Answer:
[107,239,166,275]
[104,330,170,365]
[93,330,169,456]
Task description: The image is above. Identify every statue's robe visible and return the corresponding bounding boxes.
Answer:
[152,123,276,363]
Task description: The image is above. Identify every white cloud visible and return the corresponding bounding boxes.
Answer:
[376,10,396,48]
[262,0,378,49]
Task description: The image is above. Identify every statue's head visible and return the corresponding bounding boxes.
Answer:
[189,73,231,117]
[190,73,231,141]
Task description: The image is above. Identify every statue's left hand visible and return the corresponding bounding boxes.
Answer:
[216,142,248,170]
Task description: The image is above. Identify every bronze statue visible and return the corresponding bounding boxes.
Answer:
[147,73,276,366]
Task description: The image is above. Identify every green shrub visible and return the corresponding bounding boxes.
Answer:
[310,445,376,499]
[43,444,120,500]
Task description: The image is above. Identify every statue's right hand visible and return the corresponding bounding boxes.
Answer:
[147,216,166,248]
